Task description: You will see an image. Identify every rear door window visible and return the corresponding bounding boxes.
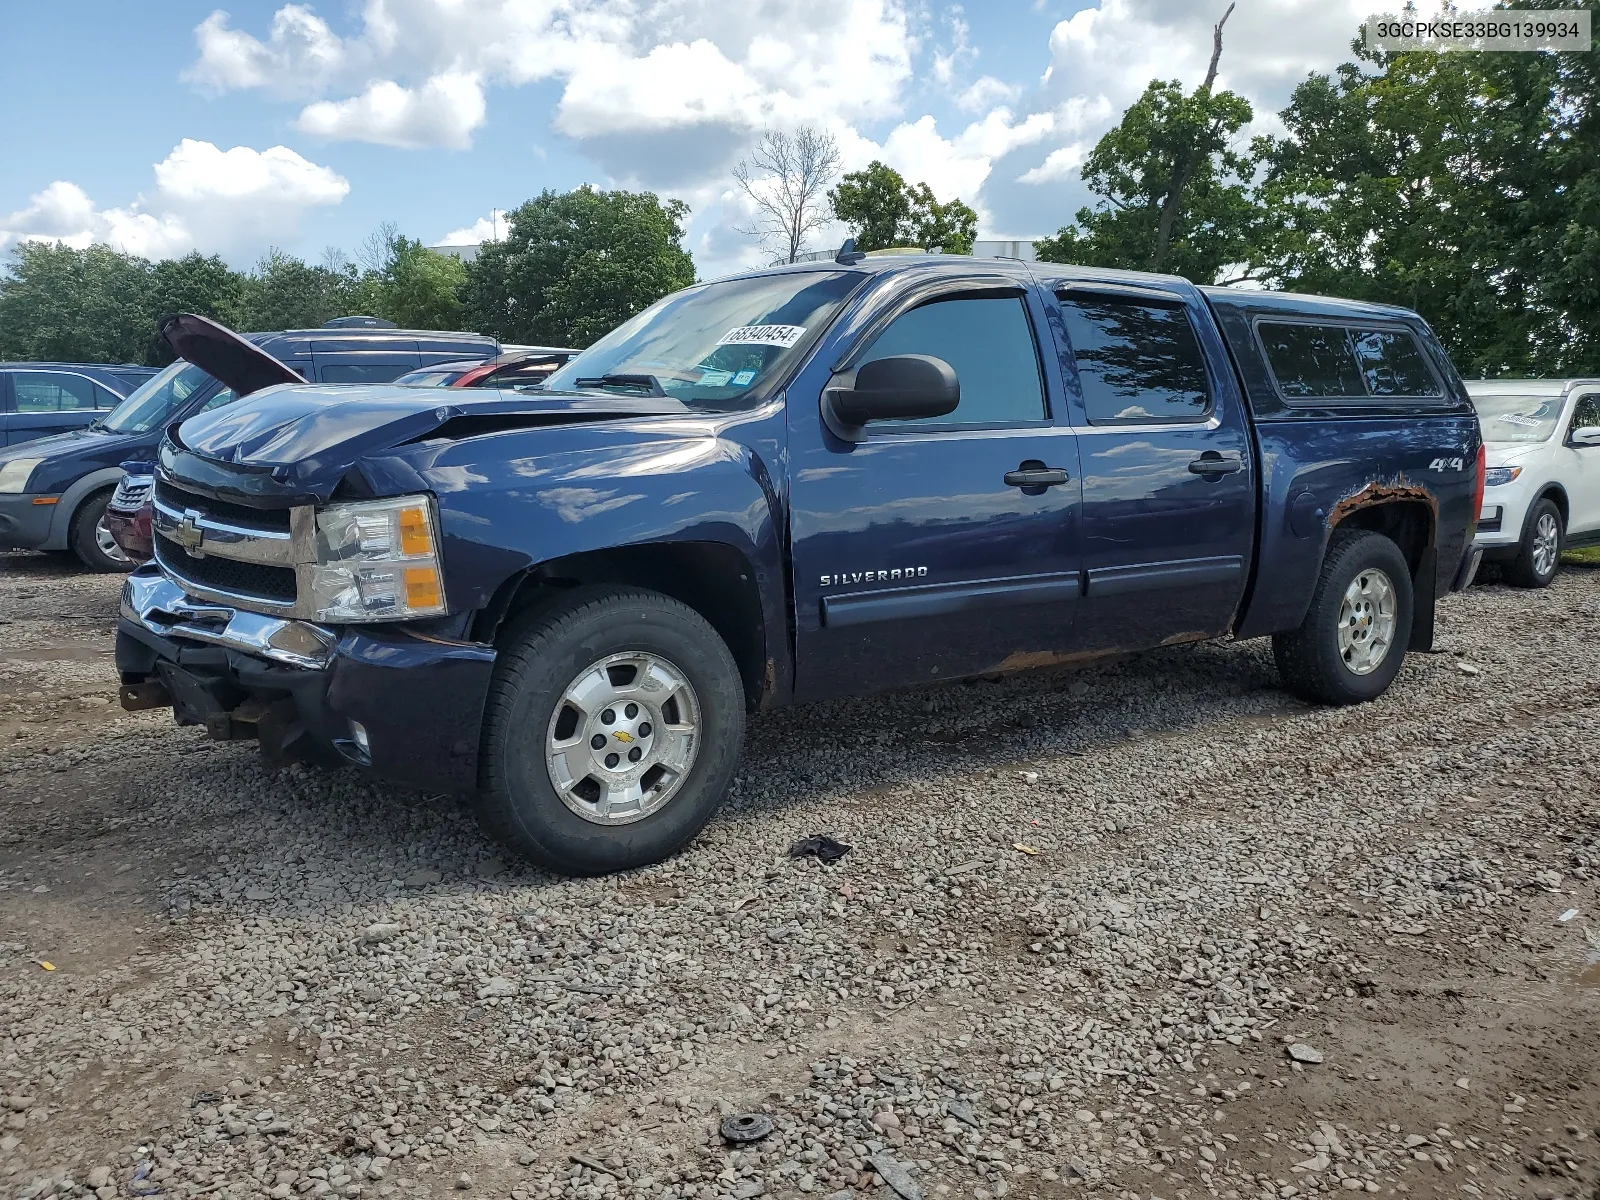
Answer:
[859,294,1046,428]
[1057,295,1211,425]
[318,359,417,384]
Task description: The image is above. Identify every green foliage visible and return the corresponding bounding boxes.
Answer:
[1033,78,1259,283]
[462,187,695,347]
[907,184,978,255]
[376,237,467,330]
[829,162,913,251]
[828,161,980,255]
[0,242,155,363]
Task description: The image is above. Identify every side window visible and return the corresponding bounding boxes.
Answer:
[92,382,121,408]
[1058,295,1211,425]
[12,371,101,412]
[859,294,1046,428]
[318,360,411,384]
[1349,328,1439,396]
[1257,323,1365,398]
[1571,394,1600,434]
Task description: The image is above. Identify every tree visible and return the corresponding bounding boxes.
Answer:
[829,162,979,254]
[734,126,843,263]
[146,253,243,362]
[375,237,467,329]
[0,241,154,363]
[907,184,978,254]
[462,187,696,346]
[1034,4,1260,284]
[236,249,361,332]
[828,161,913,252]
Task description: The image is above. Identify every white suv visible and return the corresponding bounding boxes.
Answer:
[1467,379,1600,587]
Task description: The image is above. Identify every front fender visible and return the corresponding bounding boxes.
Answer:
[363,422,790,689]
[48,467,127,549]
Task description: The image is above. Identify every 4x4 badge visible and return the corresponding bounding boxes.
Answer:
[175,509,206,557]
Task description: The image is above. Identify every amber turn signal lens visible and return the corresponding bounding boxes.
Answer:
[404,566,442,609]
[398,506,433,556]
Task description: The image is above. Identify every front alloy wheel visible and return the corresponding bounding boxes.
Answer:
[476,586,746,875]
[546,651,701,824]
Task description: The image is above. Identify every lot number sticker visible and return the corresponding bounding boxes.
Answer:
[717,324,807,349]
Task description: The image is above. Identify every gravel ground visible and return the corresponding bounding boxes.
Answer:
[1,551,1597,1200]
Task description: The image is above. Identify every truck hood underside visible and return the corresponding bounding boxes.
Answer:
[171,384,695,496]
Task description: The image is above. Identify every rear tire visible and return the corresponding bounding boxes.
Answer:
[1503,497,1562,588]
[1274,529,1413,705]
[476,587,746,875]
[70,490,134,573]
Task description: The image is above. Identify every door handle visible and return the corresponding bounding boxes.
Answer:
[1188,453,1242,477]
[1004,465,1070,488]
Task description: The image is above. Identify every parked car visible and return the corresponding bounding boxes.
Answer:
[0,320,498,571]
[393,347,581,388]
[0,362,158,446]
[104,463,154,563]
[117,259,1482,875]
[1466,378,1600,587]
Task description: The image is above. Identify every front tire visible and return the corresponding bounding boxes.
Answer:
[476,587,746,875]
[70,490,134,573]
[1503,497,1562,588]
[1274,529,1414,705]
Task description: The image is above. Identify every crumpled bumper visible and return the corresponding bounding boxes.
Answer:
[116,567,496,794]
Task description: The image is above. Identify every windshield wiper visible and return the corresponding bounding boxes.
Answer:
[574,373,667,397]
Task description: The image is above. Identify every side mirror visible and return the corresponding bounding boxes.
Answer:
[822,354,960,442]
[1571,425,1600,448]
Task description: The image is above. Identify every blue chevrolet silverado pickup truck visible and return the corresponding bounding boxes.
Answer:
[115,256,1484,874]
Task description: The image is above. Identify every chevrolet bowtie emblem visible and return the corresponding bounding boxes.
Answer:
[613,730,635,743]
[175,509,206,557]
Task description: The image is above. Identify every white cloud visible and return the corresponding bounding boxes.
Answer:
[956,76,1021,113]
[1017,145,1085,185]
[297,73,486,149]
[436,213,505,245]
[185,5,347,96]
[0,140,349,261]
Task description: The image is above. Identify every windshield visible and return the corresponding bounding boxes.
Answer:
[101,361,219,434]
[1470,392,1564,443]
[543,270,865,410]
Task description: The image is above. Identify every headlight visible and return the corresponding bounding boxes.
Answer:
[1483,466,1522,486]
[0,458,44,493]
[306,495,447,622]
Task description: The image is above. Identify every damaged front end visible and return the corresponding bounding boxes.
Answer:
[117,568,494,793]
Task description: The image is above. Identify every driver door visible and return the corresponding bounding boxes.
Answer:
[1564,391,1600,535]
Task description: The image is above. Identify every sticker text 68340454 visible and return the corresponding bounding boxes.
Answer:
[717,324,807,349]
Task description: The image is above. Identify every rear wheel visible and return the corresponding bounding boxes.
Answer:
[70,490,134,573]
[476,587,746,875]
[1504,497,1562,588]
[1274,529,1414,705]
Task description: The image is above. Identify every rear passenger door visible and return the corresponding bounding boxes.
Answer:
[1045,283,1255,651]
[6,370,114,444]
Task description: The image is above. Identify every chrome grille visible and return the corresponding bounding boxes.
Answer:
[151,479,313,616]
[111,474,152,511]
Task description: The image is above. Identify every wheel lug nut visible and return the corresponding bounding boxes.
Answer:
[638,721,652,738]
[590,734,606,750]
[625,702,639,719]
[604,752,620,769]
[601,708,615,725]
[628,747,642,763]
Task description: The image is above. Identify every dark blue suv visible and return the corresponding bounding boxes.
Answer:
[0,362,159,446]
[0,323,497,570]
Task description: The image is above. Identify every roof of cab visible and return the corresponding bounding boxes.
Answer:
[1200,285,1419,322]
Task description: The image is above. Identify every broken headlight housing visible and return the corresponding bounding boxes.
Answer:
[307,495,447,622]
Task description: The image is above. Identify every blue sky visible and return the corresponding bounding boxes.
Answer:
[0,0,1435,280]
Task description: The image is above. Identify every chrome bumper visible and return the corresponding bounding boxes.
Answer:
[121,569,335,671]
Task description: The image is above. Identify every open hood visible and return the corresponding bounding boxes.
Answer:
[170,383,695,496]
[159,312,306,396]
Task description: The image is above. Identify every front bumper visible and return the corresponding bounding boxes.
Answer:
[105,504,152,562]
[0,494,59,550]
[117,568,495,794]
